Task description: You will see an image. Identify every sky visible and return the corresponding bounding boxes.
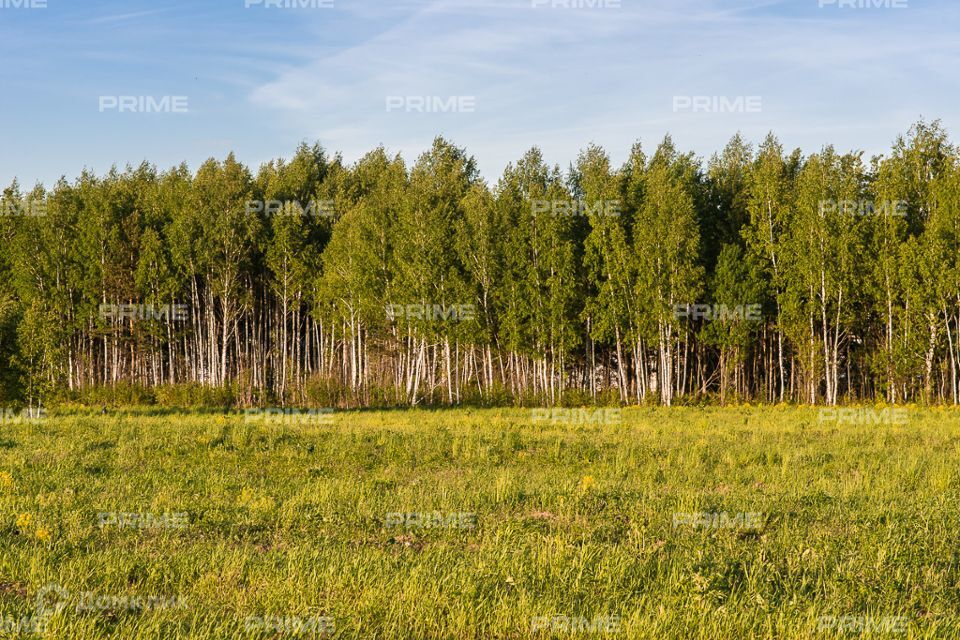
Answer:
[1,0,958,188]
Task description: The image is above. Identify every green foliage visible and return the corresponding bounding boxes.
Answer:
[2,121,960,407]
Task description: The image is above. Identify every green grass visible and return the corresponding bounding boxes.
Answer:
[1,406,959,638]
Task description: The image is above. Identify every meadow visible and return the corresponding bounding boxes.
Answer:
[1,406,959,639]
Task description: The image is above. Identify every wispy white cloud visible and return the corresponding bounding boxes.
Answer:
[244,0,958,176]
[83,8,170,25]
[4,0,957,188]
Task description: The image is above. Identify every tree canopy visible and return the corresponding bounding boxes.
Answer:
[3,124,959,408]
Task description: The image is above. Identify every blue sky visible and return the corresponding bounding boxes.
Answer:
[1,0,958,187]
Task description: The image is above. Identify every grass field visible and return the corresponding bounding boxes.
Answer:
[1,406,959,639]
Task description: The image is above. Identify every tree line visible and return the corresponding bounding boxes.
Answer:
[2,120,959,408]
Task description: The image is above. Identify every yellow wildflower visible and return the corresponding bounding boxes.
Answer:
[238,487,255,506]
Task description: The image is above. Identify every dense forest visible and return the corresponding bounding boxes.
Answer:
[2,120,959,408]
